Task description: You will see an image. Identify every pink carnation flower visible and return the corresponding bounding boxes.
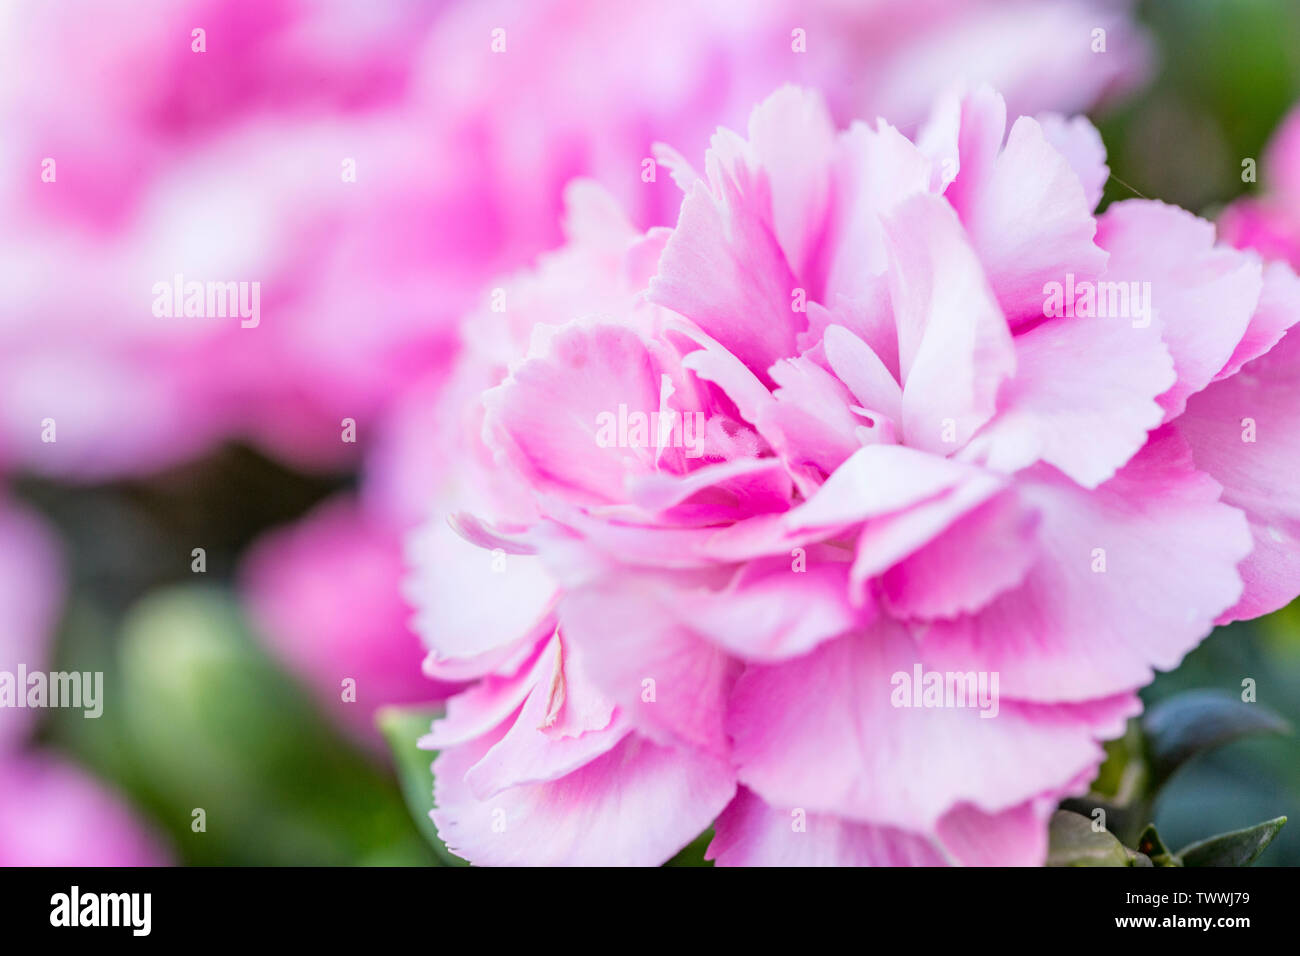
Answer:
[410,85,1300,866]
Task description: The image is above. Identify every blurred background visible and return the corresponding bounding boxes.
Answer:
[2,0,1299,865]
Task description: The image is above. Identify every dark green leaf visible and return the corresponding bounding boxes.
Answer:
[1176,816,1287,867]
[1047,810,1132,866]
[1142,690,1289,790]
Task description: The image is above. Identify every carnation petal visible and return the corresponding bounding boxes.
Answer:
[728,622,1138,830]
[707,787,946,866]
[922,428,1253,701]
[406,518,556,662]
[824,119,935,302]
[962,309,1175,488]
[462,639,626,799]
[786,443,976,532]
[676,552,868,662]
[874,489,1040,621]
[1036,113,1109,212]
[958,114,1108,327]
[559,573,741,755]
[756,356,865,489]
[883,193,1016,454]
[708,787,1056,866]
[1179,325,1300,622]
[648,136,803,381]
[745,85,837,283]
[1097,200,1263,418]
[1215,261,1300,381]
[432,727,734,867]
[421,637,552,750]
[823,323,904,426]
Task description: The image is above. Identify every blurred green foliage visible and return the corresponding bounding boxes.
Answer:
[23,448,444,865]
[45,586,437,866]
[1139,615,1300,866]
[1099,0,1300,213]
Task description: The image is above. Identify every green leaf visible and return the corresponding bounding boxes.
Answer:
[117,586,438,866]
[378,705,469,867]
[1176,816,1287,867]
[1136,823,1181,866]
[1047,810,1133,866]
[1142,690,1289,791]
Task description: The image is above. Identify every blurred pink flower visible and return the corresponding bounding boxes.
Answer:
[239,495,453,750]
[409,85,1300,866]
[0,0,1147,479]
[0,753,169,866]
[0,0,435,475]
[1220,106,1300,272]
[0,0,440,477]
